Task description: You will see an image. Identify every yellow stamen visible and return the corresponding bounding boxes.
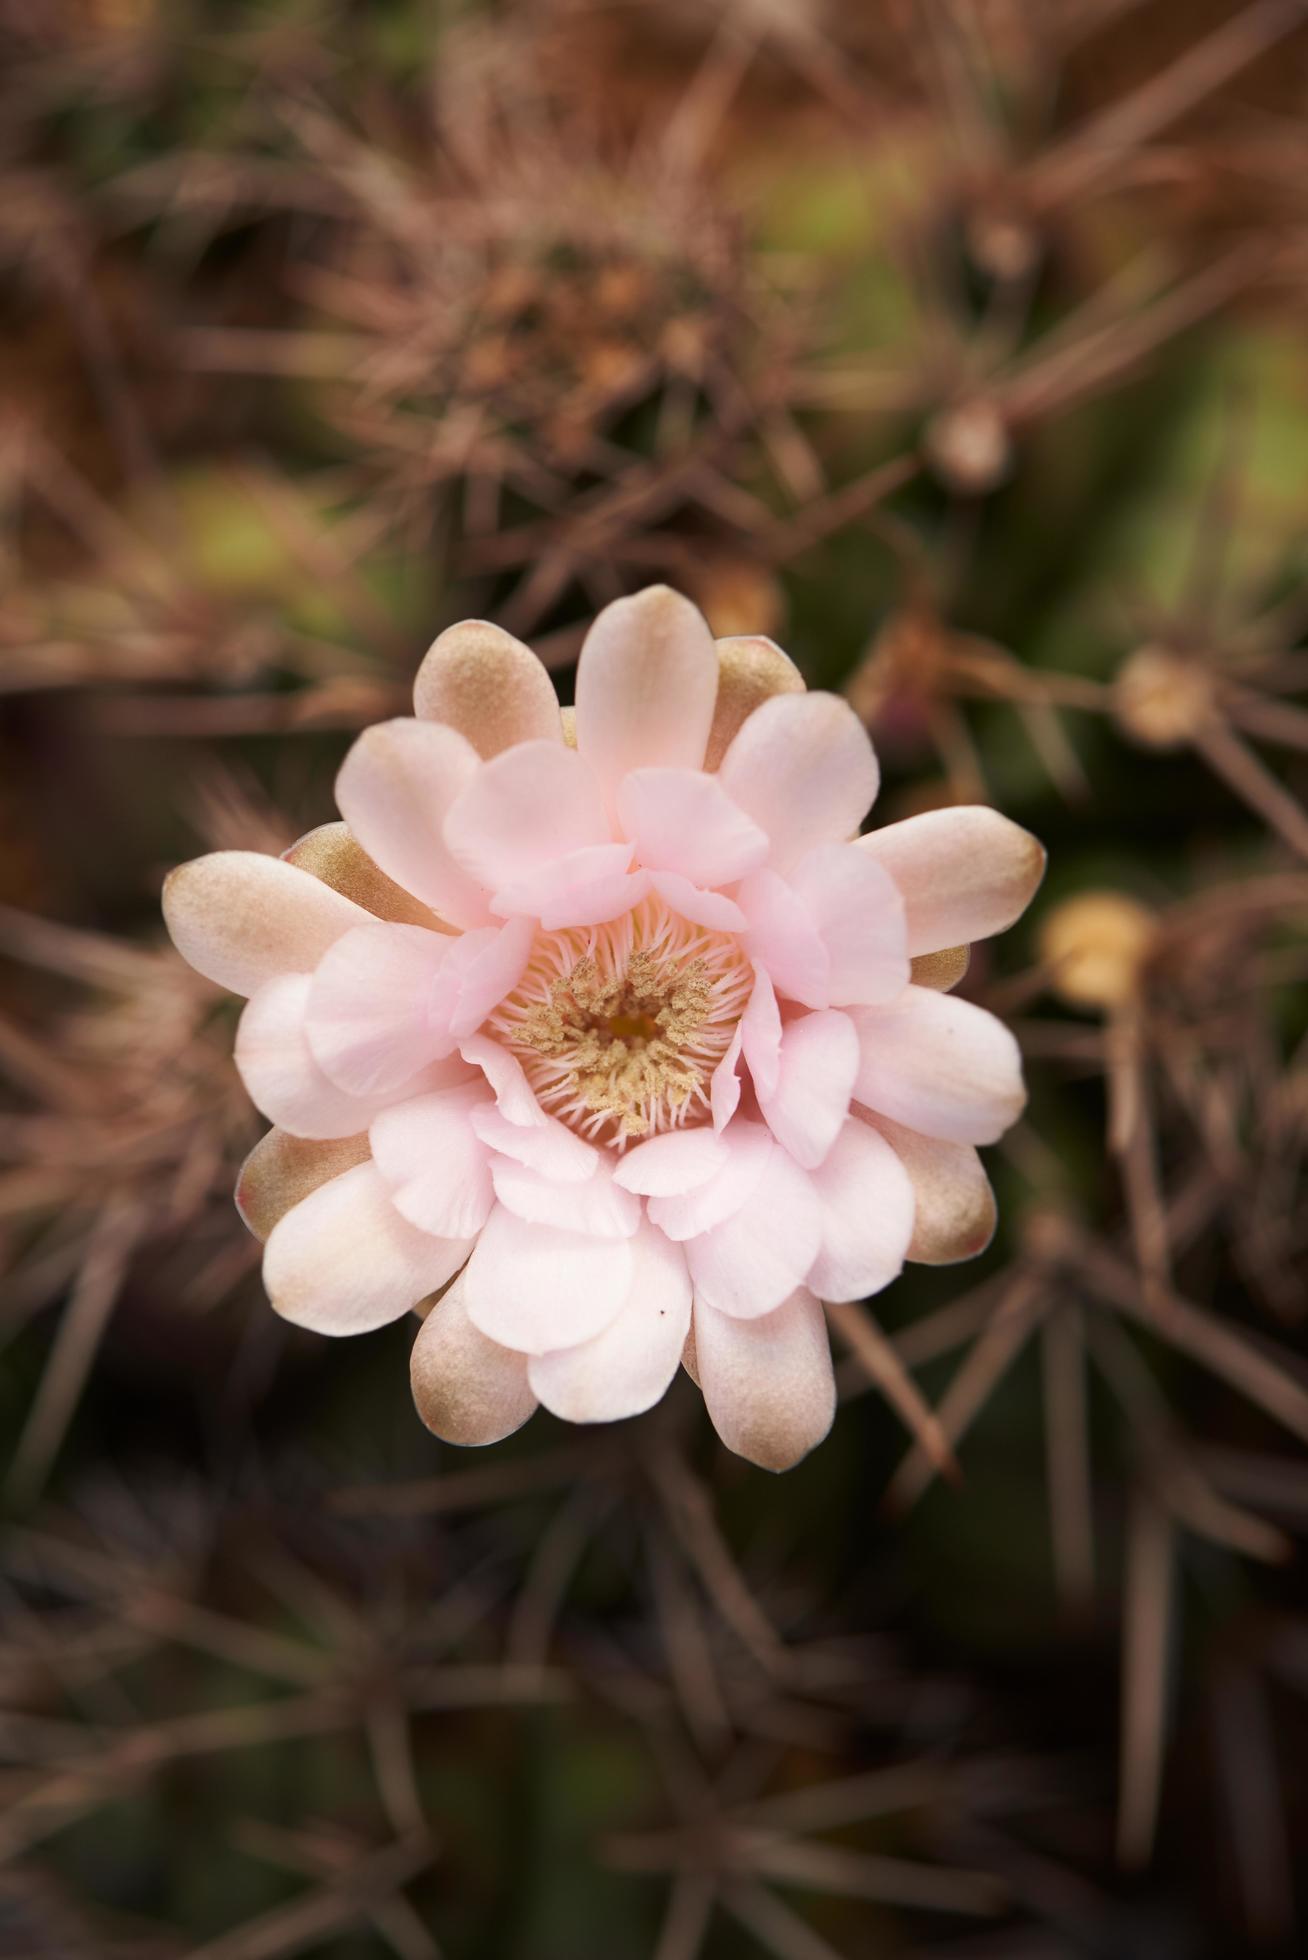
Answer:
[485,898,752,1144]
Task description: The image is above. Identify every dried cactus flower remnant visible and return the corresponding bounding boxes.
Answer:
[162,588,1044,1470]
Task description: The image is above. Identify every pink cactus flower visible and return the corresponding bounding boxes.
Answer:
[164,588,1044,1469]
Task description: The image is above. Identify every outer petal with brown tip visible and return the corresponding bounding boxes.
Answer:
[861,1113,997,1265]
[858,806,1045,956]
[410,1278,537,1446]
[909,945,970,992]
[413,619,563,756]
[693,1287,835,1472]
[235,1128,371,1242]
[162,852,371,997]
[702,634,805,770]
[284,822,449,930]
[264,1161,472,1335]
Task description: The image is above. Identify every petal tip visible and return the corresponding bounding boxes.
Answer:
[411,1285,536,1446]
[704,634,806,770]
[414,618,561,756]
[909,944,971,992]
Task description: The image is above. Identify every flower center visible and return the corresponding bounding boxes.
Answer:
[485,896,753,1144]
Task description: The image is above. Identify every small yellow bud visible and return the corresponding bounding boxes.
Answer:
[1113,646,1216,750]
[924,398,1012,496]
[1040,891,1157,1011]
[966,206,1040,283]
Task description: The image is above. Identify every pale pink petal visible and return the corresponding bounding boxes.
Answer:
[806,1116,915,1301]
[574,586,719,807]
[851,987,1026,1145]
[528,1222,691,1422]
[162,852,370,997]
[236,974,380,1139]
[719,692,879,871]
[413,619,562,756]
[737,869,830,1009]
[537,861,647,929]
[305,922,451,1097]
[710,963,781,1139]
[443,739,610,891]
[490,845,646,930]
[264,1161,471,1336]
[758,1010,859,1170]
[411,1278,537,1445]
[740,962,781,1100]
[616,768,768,886]
[863,1113,997,1265]
[788,844,909,1007]
[459,1034,549,1126]
[462,1204,632,1353]
[613,1127,729,1196]
[647,1120,773,1241]
[694,1288,835,1471]
[533,854,647,929]
[647,872,747,932]
[489,1153,640,1238]
[710,1022,743,1133]
[858,806,1046,955]
[370,1084,496,1240]
[470,1103,597,1181]
[429,916,533,1040]
[684,1145,822,1319]
[334,719,490,928]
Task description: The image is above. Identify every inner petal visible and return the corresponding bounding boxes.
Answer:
[482,896,753,1145]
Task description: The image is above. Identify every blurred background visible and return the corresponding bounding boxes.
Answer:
[2,1,1308,1954]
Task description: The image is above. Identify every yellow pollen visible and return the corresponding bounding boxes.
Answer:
[484,898,753,1144]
